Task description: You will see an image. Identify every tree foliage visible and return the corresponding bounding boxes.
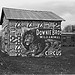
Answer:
[62,25,75,32]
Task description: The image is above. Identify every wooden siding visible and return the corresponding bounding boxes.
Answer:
[2,16,9,52]
[2,16,9,28]
[2,19,61,56]
[7,20,61,56]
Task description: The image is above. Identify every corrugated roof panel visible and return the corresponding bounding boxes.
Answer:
[38,11,48,20]
[10,9,25,19]
[26,11,38,20]
[30,11,41,20]
[48,12,63,20]
[21,10,30,19]
[32,11,44,20]
[46,12,57,20]
[2,7,65,21]
[42,12,53,19]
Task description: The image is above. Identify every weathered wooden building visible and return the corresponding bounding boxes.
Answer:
[61,32,75,47]
[0,7,64,56]
[61,32,75,53]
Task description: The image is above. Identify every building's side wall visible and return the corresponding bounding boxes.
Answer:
[2,16,9,52]
[8,20,61,56]
[2,16,9,28]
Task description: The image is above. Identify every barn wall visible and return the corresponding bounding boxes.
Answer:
[2,16,9,28]
[2,16,9,52]
[6,20,61,56]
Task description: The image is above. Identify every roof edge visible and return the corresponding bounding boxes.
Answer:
[1,7,65,22]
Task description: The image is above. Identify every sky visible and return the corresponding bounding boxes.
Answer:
[0,0,75,30]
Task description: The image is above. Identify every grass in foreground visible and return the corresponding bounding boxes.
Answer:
[0,53,75,74]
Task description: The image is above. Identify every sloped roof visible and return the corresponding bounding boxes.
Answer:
[2,7,65,21]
